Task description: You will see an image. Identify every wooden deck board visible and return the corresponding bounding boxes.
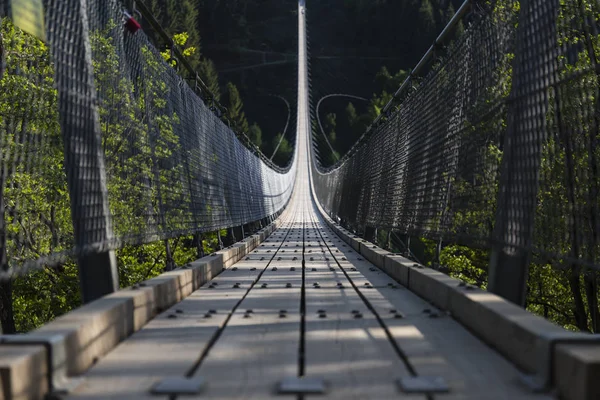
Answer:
[68,199,550,400]
[303,254,423,400]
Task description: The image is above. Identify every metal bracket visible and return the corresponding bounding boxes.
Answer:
[0,334,83,396]
[519,332,600,392]
[151,377,205,395]
[397,376,450,393]
[277,377,327,395]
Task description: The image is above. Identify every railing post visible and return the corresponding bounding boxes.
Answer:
[217,230,224,250]
[47,0,119,303]
[164,239,175,271]
[363,226,376,243]
[488,0,559,306]
[194,232,205,259]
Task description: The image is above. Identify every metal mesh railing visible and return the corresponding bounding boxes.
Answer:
[0,0,296,281]
[311,0,600,311]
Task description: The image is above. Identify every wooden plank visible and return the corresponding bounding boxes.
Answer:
[68,290,230,400]
[314,225,550,400]
[69,256,280,399]
[191,311,301,400]
[189,235,302,399]
[302,257,424,400]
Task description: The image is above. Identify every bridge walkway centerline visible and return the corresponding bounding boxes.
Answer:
[65,167,549,399]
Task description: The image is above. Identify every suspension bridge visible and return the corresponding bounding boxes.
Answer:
[0,0,599,399]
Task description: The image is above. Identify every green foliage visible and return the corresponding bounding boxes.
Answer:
[248,123,263,147]
[271,133,293,166]
[0,19,77,332]
[225,82,250,134]
[161,32,197,67]
[0,18,232,333]
[199,59,221,102]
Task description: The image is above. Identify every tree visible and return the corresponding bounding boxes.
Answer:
[225,82,249,134]
[248,123,263,147]
[271,133,292,166]
[199,59,221,102]
[0,19,75,332]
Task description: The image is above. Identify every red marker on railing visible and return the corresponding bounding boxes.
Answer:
[124,11,141,34]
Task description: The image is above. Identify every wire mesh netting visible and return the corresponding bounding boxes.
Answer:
[312,0,600,277]
[0,0,295,279]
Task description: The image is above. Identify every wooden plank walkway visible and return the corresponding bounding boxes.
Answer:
[66,182,553,400]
